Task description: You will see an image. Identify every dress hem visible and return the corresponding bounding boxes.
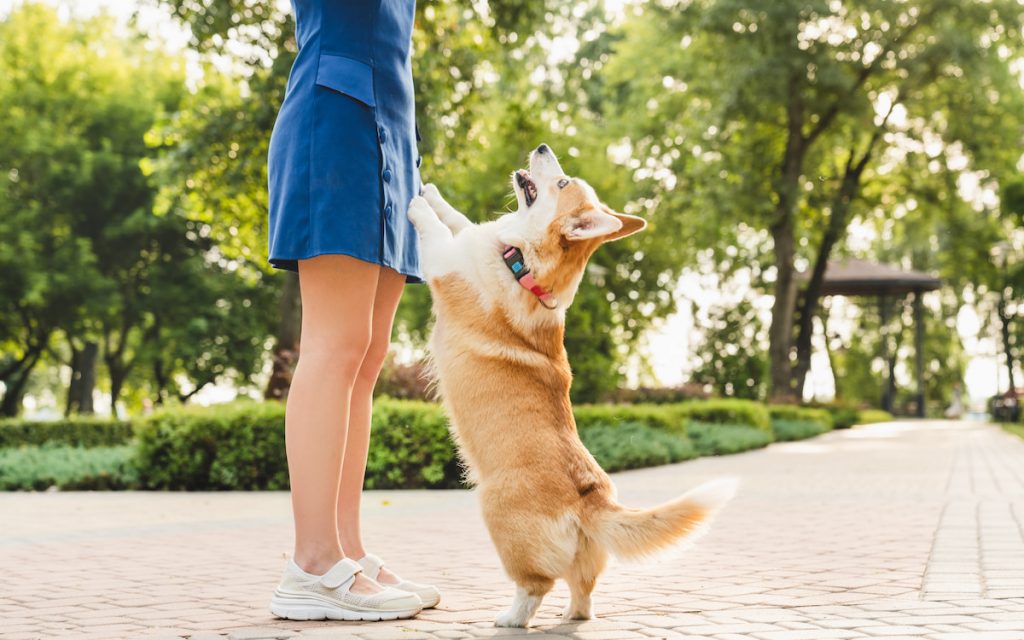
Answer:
[269,249,425,284]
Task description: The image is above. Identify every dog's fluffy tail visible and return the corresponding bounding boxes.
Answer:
[592,477,739,561]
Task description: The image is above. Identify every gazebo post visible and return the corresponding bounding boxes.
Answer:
[879,294,894,414]
[913,290,925,418]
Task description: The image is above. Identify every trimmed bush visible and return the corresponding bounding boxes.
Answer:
[813,401,861,429]
[768,405,833,431]
[573,403,685,433]
[135,399,461,490]
[578,422,696,473]
[0,417,134,448]
[363,399,461,489]
[676,399,772,433]
[856,409,894,425]
[771,419,830,442]
[0,444,138,490]
[136,401,289,490]
[686,422,774,456]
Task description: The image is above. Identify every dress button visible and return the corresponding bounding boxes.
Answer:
[384,204,393,217]
[383,169,393,183]
[378,126,387,143]
[416,155,422,168]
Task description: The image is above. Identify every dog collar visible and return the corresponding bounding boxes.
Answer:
[502,245,558,309]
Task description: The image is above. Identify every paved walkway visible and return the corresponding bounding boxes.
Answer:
[3,420,1024,640]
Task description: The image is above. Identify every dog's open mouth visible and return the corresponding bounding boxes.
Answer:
[516,170,538,207]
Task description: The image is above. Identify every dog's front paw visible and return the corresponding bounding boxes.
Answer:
[494,609,529,628]
[420,182,443,206]
[407,195,435,228]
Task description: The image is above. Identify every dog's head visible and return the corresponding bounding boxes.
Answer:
[499,144,647,303]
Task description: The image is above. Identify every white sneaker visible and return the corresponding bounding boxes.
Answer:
[270,557,422,621]
[357,553,441,609]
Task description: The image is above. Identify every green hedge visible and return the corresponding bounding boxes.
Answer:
[676,399,772,433]
[0,417,134,448]
[136,401,289,490]
[572,403,685,433]
[135,399,463,490]
[686,422,774,456]
[811,402,895,429]
[768,405,834,431]
[813,401,860,429]
[578,422,696,473]
[363,400,462,489]
[2,396,846,491]
[772,419,830,442]
[856,409,894,425]
[0,444,138,490]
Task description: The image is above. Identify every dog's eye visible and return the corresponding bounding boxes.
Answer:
[557,178,569,189]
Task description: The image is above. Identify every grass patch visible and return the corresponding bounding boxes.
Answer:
[0,444,139,490]
[578,421,696,473]
[686,422,774,456]
[772,418,831,442]
[1003,423,1024,441]
[856,409,894,425]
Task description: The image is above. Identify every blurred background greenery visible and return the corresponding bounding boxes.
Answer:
[1,0,1023,421]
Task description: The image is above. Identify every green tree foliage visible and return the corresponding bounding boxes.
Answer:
[0,4,274,416]
[600,0,1024,400]
[690,300,768,400]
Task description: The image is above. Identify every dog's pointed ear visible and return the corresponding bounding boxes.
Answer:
[602,209,647,242]
[562,208,623,242]
[562,207,647,243]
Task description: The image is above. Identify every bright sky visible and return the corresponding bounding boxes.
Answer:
[5,0,1015,415]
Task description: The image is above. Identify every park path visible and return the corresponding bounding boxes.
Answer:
[3,420,1024,640]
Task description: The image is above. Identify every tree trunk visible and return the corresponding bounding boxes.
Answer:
[153,358,169,405]
[793,127,885,396]
[767,75,806,402]
[998,290,1018,393]
[821,299,836,397]
[0,349,42,417]
[265,271,302,401]
[109,365,126,418]
[768,217,799,402]
[66,340,98,416]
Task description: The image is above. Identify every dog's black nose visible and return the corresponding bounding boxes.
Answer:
[536,143,549,154]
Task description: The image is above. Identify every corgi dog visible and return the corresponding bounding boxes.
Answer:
[406,144,738,627]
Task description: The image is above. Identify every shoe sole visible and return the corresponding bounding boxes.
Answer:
[270,590,422,621]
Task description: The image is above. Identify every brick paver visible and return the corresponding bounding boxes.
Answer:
[2,420,1024,640]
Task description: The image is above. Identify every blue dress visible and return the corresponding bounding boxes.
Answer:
[267,0,424,284]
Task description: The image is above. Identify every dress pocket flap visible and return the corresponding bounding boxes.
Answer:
[316,53,376,107]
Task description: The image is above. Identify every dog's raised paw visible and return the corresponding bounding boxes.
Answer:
[407,195,434,226]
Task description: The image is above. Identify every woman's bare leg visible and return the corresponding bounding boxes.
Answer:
[286,254,385,594]
[337,265,406,573]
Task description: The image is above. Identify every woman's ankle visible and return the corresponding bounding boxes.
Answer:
[292,546,345,576]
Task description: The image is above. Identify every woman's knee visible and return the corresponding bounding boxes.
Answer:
[355,335,391,386]
[298,338,372,386]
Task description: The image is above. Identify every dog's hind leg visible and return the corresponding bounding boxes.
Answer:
[563,536,607,621]
[421,183,473,234]
[494,576,554,628]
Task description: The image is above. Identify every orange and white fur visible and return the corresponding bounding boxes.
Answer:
[407,144,738,627]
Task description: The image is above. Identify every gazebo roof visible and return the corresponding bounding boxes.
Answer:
[801,258,942,297]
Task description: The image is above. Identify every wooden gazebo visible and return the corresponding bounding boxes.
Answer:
[811,259,941,417]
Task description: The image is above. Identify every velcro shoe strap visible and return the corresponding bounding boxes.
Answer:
[319,558,363,589]
[359,553,385,580]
